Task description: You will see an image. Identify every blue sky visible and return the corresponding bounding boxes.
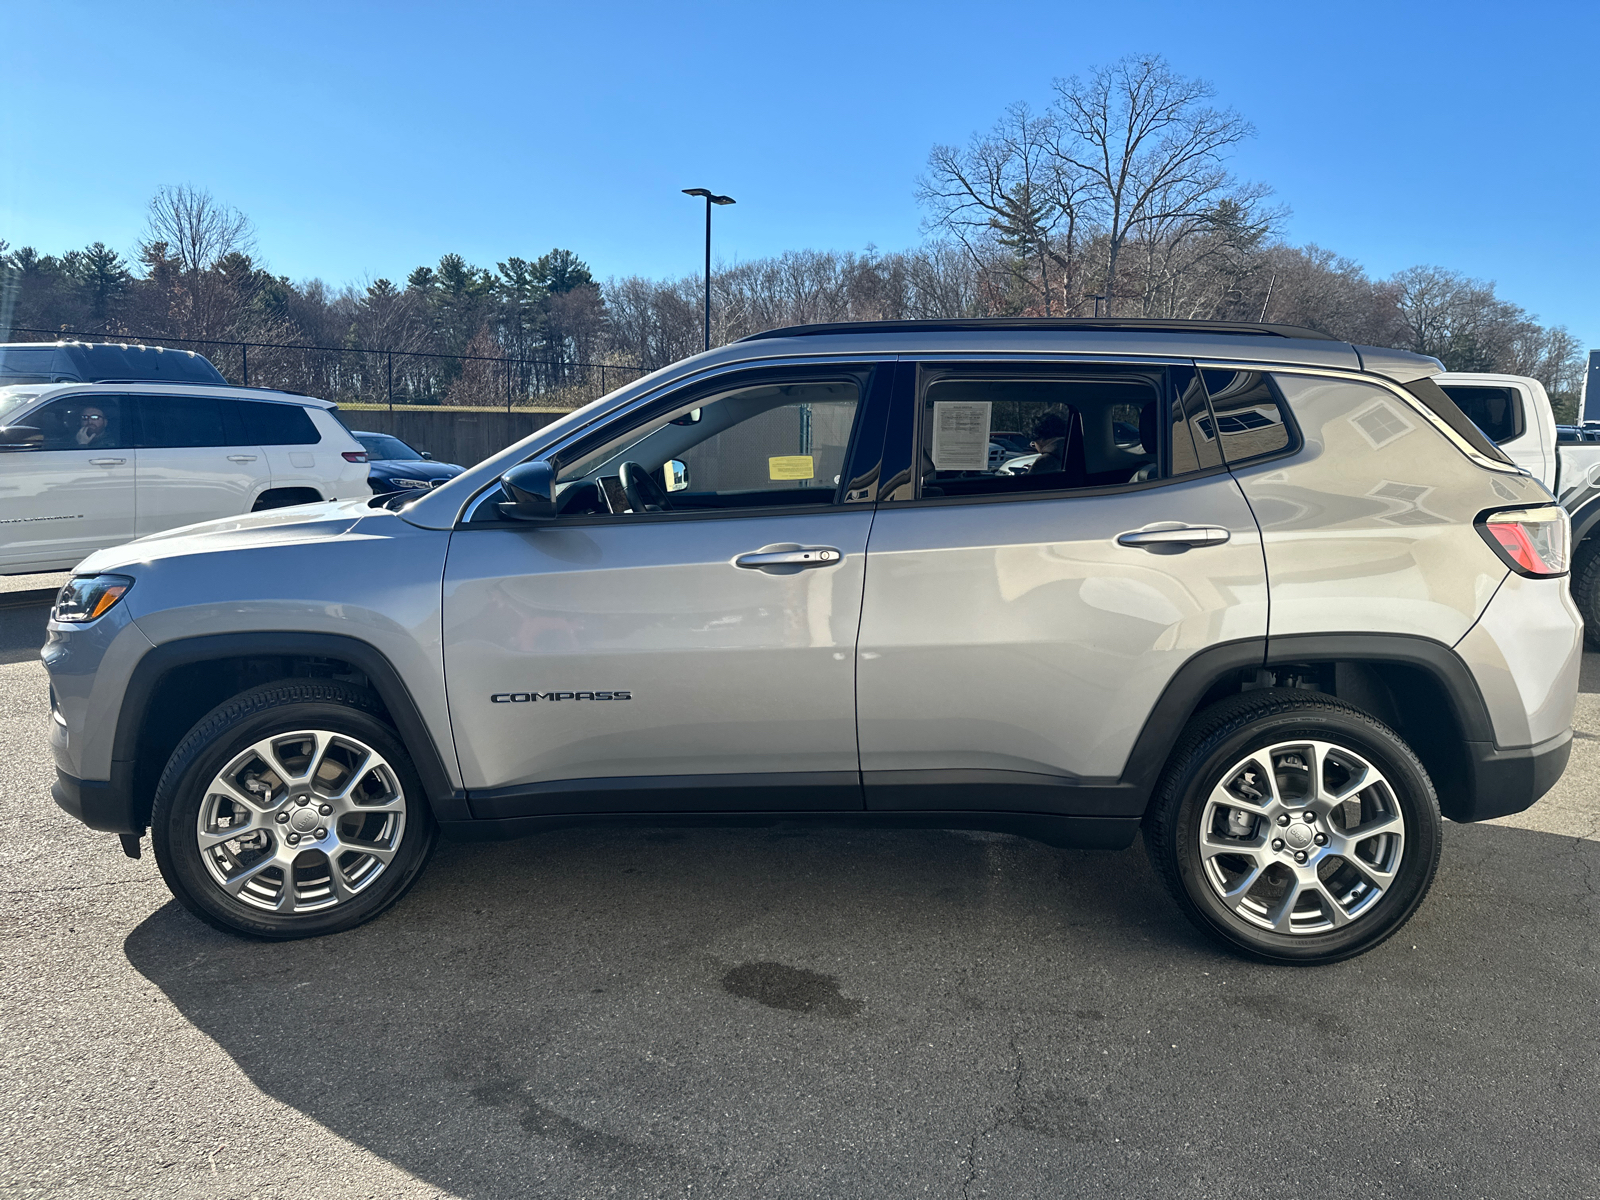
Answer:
[3,0,1598,349]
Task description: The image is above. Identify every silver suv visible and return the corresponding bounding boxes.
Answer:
[44,319,1581,964]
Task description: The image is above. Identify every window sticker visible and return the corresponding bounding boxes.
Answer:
[768,455,815,481]
[931,400,992,471]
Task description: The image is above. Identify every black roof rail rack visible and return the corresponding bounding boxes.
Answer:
[738,317,1342,342]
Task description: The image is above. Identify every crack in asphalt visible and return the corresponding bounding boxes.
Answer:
[961,1034,1025,1199]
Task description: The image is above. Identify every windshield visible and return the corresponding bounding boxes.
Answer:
[0,388,46,426]
[357,433,420,460]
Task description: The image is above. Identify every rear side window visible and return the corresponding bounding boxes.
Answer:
[1437,384,1523,444]
[240,401,319,445]
[915,366,1175,499]
[136,395,226,448]
[1199,370,1294,464]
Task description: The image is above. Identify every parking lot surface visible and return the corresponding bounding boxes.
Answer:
[1,594,1597,1200]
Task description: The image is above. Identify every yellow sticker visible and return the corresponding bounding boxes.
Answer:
[768,455,815,480]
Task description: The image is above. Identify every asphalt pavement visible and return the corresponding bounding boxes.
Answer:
[1,595,1596,1199]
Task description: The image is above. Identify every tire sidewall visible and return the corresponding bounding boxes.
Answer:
[1170,707,1441,965]
[152,693,435,939]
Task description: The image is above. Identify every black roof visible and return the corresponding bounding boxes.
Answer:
[0,341,227,385]
[738,317,1341,343]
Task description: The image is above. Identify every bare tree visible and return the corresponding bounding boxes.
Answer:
[1048,55,1253,313]
[920,103,1084,314]
[137,185,257,340]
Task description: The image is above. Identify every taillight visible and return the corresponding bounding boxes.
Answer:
[1477,506,1569,577]
[342,451,368,463]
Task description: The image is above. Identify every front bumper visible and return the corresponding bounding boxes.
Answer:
[1448,729,1572,823]
[52,764,140,835]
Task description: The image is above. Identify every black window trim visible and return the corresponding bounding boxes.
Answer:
[461,361,891,527]
[890,358,1224,509]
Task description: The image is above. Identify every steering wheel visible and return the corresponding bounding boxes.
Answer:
[618,461,672,513]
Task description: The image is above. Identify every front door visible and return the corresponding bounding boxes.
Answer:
[442,362,893,817]
[856,360,1269,813]
[0,393,136,572]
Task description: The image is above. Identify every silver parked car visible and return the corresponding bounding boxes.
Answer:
[45,318,1580,964]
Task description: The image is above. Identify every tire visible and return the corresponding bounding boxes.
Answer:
[1569,539,1600,650]
[150,680,437,940]
[1143,689,1442,966]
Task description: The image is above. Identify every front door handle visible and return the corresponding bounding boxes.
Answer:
[88,457,126,466]
[1116,526,1231,549]
[734,546,842,569]
[227,454,258,463]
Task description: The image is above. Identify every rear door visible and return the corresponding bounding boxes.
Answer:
[0,393,135,571]
[441,362,894,816]
[133,394,269,535]
[855,360,1269,813]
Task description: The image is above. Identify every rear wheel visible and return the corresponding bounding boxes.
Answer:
[1569,539,1600,650]
[150,681,436,939]
[1144,690,1442,965]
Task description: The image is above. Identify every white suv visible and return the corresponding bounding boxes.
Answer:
[0,381,370,574]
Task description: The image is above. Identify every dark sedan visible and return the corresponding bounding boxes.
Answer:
[353,431,465,495]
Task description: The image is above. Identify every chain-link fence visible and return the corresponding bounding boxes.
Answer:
[5,327,649,413]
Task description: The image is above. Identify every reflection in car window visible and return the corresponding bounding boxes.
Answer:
[917,374,1163,498]
[5,394,127,451]
[1199,370,1293,464]
[556,377,862,515]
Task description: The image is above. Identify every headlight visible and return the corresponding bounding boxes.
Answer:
[53,574,135,623]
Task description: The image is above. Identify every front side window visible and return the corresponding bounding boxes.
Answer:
[3,394,127,451]
[550,374,865,516]
[914,366,1204,499]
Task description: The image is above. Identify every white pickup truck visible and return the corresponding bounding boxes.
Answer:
[1436,372,1600,641]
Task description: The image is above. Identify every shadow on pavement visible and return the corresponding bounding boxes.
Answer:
[123,819,1600,1199]
[0,597,52,666]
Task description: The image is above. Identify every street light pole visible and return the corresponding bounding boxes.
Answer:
[682,188,735,352]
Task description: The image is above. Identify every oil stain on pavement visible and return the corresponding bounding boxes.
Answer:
[721,961,863,1017]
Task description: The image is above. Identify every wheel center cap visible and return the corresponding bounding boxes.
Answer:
[1285,823,1314,850]
[289,807,321,834]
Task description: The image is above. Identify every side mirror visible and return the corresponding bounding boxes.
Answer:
[663,459,689,492]
[0,426,42,451]
[421,451,433,459]
[498,460,557,521]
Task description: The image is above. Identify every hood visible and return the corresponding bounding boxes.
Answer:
[73,498,374,574]
[368,458,464,479]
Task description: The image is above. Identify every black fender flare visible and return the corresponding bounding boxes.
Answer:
[112,631,464,824]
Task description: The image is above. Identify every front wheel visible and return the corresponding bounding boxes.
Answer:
[1144,690,1442,965]
[150,681,437,939]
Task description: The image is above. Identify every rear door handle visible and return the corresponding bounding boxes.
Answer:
[1116,526,1231,549]
[227,454,258,463]
[88,457,126,466]
[734,546,842,569]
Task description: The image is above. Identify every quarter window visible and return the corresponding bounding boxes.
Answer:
[239,401,320,445]
[1199,370,1294,464]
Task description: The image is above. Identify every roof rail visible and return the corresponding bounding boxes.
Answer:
[738,317,1342,342]
[77,379,316,398]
